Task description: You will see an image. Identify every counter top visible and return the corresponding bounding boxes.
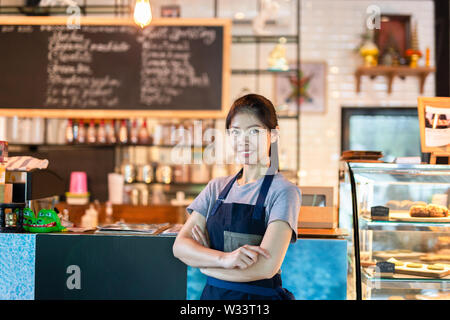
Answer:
[9,228,347,239]
[56,202,347,239]
[298,228,348,238]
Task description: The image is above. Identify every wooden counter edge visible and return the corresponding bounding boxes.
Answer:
[297,228,348,238]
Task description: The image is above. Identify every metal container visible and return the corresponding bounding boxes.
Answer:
[140,188,149,206]
[173,164,190,183]
[156,164,172,184]
[137,164,153,184]
[121,164,135,184]
[130,188,139,206]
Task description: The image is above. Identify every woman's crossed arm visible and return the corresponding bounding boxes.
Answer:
[173,211,292,282]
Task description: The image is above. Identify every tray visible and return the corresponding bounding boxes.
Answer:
[373,250,425,261]
[394,263,450,278]
[389,211,450,223]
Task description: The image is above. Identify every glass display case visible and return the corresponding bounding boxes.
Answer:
[339,162,450,300]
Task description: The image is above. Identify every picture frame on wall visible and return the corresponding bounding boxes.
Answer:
[273,61,327,115]
[161,5,181,18]
[374,14,411,65]
[417,97,450,158]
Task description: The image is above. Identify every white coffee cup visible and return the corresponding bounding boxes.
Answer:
[108,173,124,204]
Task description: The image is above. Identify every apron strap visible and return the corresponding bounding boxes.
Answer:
[206,276,282,298]
[208,168,275,220]
[209,168,243,218]
[252,173,275,220]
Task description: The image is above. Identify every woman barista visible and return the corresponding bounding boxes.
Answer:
[173,94,301,300]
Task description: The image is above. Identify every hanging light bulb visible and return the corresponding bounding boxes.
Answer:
[134,0,152,28]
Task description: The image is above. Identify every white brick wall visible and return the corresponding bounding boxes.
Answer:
[299,0,435,196]
[0,0,436,194]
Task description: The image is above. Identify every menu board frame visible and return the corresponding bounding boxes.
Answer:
[0,16,231,119]
[417,96,450,155]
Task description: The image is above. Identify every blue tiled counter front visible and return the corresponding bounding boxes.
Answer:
[0,234,36,300]
[0,234,347,300]
[0,233,186,300]
[187,238,347,300]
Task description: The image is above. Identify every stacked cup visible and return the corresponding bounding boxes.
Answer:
[66,171,90,205]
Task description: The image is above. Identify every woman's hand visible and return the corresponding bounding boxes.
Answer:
[219,245,271,270]
[191,224,210,248]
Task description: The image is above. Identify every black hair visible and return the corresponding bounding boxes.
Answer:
[226,94,279,174]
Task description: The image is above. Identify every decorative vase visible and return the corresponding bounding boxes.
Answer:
[360,40,379,67]
[409,53,419,68]
[405,21,422,68]
[268,37,289,71]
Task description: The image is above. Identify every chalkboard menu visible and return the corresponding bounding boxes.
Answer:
[0,17,230,117]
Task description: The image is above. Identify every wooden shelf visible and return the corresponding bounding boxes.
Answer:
[232,35,298,44]
[355,66,436,94]
[0,5,131,15]
[8,143,207,149]
[231,69,298,75]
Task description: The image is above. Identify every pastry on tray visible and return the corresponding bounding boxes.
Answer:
[385,200,400,209]
[412,201,427,207]
[427,204,448,217]
[409,205,429,217]
[400,200,413,210]
[405,263,423,268]
[427,264,445,271]
[387,257,404,267]
[420,253,450,262]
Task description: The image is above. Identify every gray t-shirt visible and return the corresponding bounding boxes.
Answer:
[186,172,301,243]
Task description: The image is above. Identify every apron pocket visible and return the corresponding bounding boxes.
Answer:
[223,231,263,252]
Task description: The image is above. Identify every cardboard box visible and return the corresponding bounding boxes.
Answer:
[298,186,336,229]
[0,141,7,164]
[298,206,337,229]
[0,184,13,203]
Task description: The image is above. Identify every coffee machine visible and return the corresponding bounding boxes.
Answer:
[0,169,64,233]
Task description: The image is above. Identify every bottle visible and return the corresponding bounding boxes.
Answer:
[162,122,171,145]
[73,119,79,142]
[169,121,177,146]
[130,119,138,144]
[106,120,117,144]
[156,164,172,184]
[105,201,114,225]
[57,119,67,144]
[118,119,128,144]
[31,117,44,144]
[21,118,31,144]
[81,204,98,229]
[140,188,149,206]
[77,119,86,144]
[0,117,5,141]
[97,119,106,144]
[63,209,69,221]
[65,119,74,144]
[7,116,19,144]
[60,209,74,228]
[130,188,139,205]
[87,119,96,144]
[138,119,150,145]
[153,123,163,145]
[151,185,166,205]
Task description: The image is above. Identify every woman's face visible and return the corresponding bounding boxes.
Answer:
[228,112,272,165]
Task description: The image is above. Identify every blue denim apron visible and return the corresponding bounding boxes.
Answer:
[200,168,295,300]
